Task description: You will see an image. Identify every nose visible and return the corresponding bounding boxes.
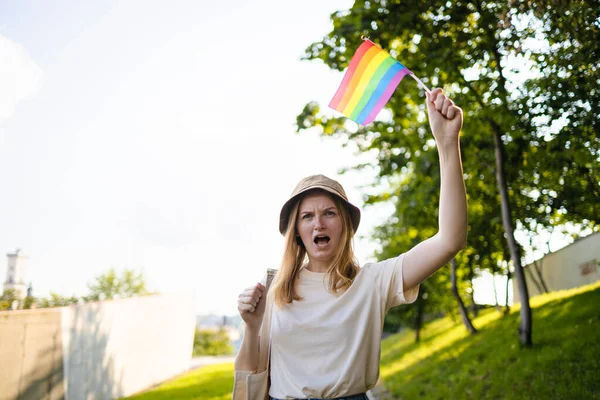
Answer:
[315,215,325,230]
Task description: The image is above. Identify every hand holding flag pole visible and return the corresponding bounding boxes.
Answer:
[329,36,431,125]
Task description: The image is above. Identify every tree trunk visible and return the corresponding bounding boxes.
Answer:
[414,295,424,343]
[468,261,478,317]
[472,0,533,346]
[451,259,477,334]
[493,129,533,346]
[504,269,511,315]
[525,264,544,295]
[492,272,501,311]
[533,259,550,293]
[526,233,550,294]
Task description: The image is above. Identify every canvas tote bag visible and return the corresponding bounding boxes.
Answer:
[232,269,276,400]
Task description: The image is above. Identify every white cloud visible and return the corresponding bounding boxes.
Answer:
[0,35,43,124]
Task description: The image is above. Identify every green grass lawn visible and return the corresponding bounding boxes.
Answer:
[380,280,600,399]
[123,363,234,400]
[124,281,600,400]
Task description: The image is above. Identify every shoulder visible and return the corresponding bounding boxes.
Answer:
[360,253,405,276]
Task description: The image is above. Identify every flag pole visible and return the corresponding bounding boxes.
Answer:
[409,74,431,95]
[360,35,431,95]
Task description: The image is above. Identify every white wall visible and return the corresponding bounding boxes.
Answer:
[61,293,195,399]
[515,232,600,302]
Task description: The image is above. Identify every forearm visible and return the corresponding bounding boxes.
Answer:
[401,89,466,290]
[234,326,260,372]
[437,138,468,252]
[403,138,467,288]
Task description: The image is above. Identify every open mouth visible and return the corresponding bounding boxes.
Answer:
[314,235,331,247]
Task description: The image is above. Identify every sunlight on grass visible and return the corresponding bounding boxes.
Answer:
[380,281,600,399]
[381,308,503,379]
[123,363,234,400]
[514,279,600,310]
[121,281,600,400]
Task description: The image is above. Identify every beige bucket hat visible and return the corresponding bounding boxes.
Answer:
[279,174,361,236]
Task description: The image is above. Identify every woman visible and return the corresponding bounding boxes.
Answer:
[235,88,467,400]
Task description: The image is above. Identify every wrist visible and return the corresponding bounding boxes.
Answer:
[244,325,261,336]
[436,137,460,151]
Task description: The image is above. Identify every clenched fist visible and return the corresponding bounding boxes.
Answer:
[426,88,463,146]
[237,282,267,331]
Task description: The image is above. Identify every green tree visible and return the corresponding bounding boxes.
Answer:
[513,1,600,230]
[297,0,599,346]
[0,289,19,311]
[1,268,149,310]
[37,292,79,308]
[367,152,471,339]
[22,295,35,309]
[193,328,234,356]
[451,258,477,334]
[85,268,148,301]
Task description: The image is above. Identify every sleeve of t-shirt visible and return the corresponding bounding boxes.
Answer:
[364,253,420,311]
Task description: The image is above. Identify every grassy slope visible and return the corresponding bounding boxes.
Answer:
[123,281,600,400]
[380,281,600,399]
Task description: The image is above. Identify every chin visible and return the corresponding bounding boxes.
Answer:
[310,253,335,263]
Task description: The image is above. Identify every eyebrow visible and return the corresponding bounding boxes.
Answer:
[299,206,337,214]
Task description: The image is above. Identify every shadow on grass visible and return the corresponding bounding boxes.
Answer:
[380,314,479,366]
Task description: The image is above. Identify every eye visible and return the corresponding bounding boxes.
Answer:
[302,213,312,219]
[325,210,336,216]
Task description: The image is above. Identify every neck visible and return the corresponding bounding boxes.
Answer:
[306,259,330,273]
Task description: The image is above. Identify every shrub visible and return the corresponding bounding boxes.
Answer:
[193,328,234,356]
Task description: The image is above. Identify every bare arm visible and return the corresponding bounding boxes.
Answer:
[234,326,261,372]
[403,88,468,291]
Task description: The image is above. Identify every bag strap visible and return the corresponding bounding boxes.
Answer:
[257,269,276,372]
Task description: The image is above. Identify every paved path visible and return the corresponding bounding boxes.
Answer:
[189,355,236,370]
[366,377,396,400]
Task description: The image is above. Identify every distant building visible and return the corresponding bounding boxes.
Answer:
[514,232,600,302]
[3,249,28,300]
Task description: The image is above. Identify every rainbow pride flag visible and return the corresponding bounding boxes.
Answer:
[329,39,411,125]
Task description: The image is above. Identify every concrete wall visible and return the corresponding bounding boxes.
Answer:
[514,232,600,303]
[62,293,195,399]
[0,308,64,400]
[0,293,195,400]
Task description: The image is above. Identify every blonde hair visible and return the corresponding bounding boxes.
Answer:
[272,190,359,307]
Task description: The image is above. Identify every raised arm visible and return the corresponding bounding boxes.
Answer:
[402,88,467,291]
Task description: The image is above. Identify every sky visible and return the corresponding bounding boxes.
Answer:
[0,0,551,315]
[0,0,404,315]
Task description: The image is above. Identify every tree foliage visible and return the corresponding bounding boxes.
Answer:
[36,292,80,308]
[0,268,149,311]
[296,0,599,341]
[193,328,234,356]
[84,268,148,302]
[0,290,18,311]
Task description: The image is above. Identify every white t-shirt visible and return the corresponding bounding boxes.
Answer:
[269,253,420,399]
